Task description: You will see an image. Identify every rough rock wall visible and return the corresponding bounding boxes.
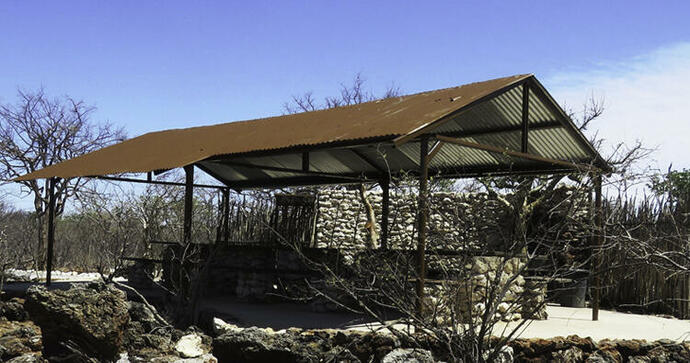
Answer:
[314,189,514,251]
[311,187,576,322]
[425,256,547,323]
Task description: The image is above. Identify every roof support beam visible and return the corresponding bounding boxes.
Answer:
[427,165,575,179]
[425,140,444,165]
[153,168,172,176]
[203,163,583,189]
[217,160,363,181]
[432,120,562,140]
[195,163,233,188]
[435,135,597,172]
[207,136,396,161]
[93,174,227,190]
[226,175,368,189]
[351,149,386,173]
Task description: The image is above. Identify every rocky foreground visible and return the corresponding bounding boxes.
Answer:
[0,283,689,362]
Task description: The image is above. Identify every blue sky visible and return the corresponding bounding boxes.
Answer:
[2,1,690,207]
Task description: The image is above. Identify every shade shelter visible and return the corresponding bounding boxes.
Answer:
[15,74,609,319]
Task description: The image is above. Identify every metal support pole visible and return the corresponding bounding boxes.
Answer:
[183,165,194,245]
[302,152,310,172]
[380,177,390,249]
[521,83,530,153]
[46,177,57,287]
[416,137,430,317]
[222,188,230,243]
[592,174,603,321]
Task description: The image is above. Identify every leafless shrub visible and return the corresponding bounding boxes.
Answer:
[271,172,596,361]
[0,88,125,269]
[283,72,401,114]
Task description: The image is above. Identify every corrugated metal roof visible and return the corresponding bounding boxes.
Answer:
[15,74,607,185]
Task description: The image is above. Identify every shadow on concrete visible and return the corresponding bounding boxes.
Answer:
[3,280,393,331]
[198,297,389,330]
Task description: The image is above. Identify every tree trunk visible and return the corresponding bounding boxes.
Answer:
[359,184,379,249]
[36,213,48,270]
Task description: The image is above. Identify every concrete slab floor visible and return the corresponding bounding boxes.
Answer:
[202,299,690,342]
[500,305,690,342]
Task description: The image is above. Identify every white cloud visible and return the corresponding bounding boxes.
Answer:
[544,42,690,172]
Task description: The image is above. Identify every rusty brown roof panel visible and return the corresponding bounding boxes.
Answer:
[15,74,532,181]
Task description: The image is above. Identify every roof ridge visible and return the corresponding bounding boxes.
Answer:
[137,74,533,136]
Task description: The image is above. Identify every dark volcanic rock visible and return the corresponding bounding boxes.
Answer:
[510,336,690,363]
[512,335,596,361]
[348,331,400,362]
[381,348,435,363]
[23,282,129,361]
[123,326,177,360]
[648,341,690,362]
[0,319,43,362]
[122,301,178,359]
[127,301,159,331]
[1,298,29,322]
[551,346,584,362]
[212,325,371,363]
[5,353,47,362]
[213,327,299,362]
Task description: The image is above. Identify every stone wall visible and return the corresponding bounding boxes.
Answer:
[425,256,547,323]
[213,320,690,363]
[314,189,514,251]
[312,188,551,321]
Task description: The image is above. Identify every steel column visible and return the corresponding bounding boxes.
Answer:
[302,152,310,172]
[222,188,230,243]
[183,165,194,244]
[592,174,603,321]
[45,177,57,287]
[416,137,430,317]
